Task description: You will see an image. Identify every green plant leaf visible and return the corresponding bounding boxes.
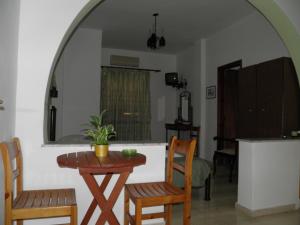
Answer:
[83,109,116,145]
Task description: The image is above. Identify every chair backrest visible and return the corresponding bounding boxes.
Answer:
[166,136,196,195]
[0,138,23,218]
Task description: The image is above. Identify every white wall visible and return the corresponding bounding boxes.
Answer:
[238,140,300,212]
[0,0,20,141]
[275,0,300,34]
[53,28,102,140]
[102,48,177,142]
[0,0,20,221]
[204,11,289,160]
[176,41,202,126]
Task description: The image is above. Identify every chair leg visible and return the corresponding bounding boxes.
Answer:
[183,200,191,225]
[70,205,78,225]
[124,188,129,225]
[135,201,142,225]
[17,220,23,225]
[165,204,172,225]
[5,211,12,225]
[204,174,211,201]
[213,153,217,176]
[229,158,234,183]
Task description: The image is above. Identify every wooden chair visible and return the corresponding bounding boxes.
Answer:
[212,136,238,182]
[124,136,196,225]
[0,138,77,225]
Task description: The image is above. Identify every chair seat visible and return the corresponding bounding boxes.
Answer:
[126,182,185,207]
[13,188,76,209]
[216,148,236,156]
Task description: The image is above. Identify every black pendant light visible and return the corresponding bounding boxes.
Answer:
[147,13,166,49]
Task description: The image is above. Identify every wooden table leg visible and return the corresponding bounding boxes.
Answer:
[81,174,112,225]
[96,171,130,225]
[81,171,130,225]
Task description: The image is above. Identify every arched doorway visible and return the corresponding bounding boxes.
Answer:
[42,0,300,146]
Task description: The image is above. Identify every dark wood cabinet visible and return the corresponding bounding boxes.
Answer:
[238,57,300,138]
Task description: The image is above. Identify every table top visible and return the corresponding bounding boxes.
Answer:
[57,151,146,174]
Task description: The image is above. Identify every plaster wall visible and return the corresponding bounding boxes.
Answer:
[53,28,102,140]
[238,140,300,211]
[102,48,177,142]
[0,0,20,141]
[176,41,202,126]
[275,0,300,34]
[15,0,97,223]
[205,11,289,160]
[0,0,20,221]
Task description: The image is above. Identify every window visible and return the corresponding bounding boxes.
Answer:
[100,68,151,141]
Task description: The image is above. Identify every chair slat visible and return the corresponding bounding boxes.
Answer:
[14,191,29,209]
[49,190,59,207]
[41,190,51,207]
[148,183,163,196]
[12,169,19,180]
[33,190,43,208]
[24,191,36,208]
[173,162,185,174]
[65,189,76,205]
[152,183,167,196]
[138,184,157,197]
[58,189,66,206]
[127,185,142,198]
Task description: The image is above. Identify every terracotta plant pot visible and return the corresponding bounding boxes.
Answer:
[94,145,109,157]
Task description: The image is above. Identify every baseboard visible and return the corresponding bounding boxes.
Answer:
[235,203,296,217]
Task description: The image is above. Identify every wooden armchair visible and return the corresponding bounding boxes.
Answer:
[124,136,196,225]
[212,136,238,182]
[0,138,77,225]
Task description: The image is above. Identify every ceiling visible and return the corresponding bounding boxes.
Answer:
[81,0,255,54]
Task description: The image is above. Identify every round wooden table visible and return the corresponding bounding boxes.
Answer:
[57,151,146,225]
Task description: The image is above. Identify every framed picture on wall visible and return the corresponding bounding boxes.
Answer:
[206,86,216,99]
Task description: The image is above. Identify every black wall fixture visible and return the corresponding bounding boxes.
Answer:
[165,73,187,89]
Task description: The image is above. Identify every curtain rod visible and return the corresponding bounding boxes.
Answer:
[101,65,161,73]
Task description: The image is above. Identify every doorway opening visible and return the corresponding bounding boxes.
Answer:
[217,60,242,142]
[214,60,242,182]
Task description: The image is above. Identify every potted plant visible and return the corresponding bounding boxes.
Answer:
[84,110,116,157]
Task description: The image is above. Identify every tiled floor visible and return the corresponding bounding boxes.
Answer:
[172,169,300,225]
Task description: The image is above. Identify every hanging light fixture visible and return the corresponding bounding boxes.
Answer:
[147,13,166,49]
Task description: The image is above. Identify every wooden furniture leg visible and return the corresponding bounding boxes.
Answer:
[135,201,142,225]
[81,174,112,225]
[81,171,130,225]
[71,205,78,225]
[205,174,211,201]
[96,172,130,225]
[183,200,191,225]
[165,204,172,225]
[124,188,129,225]
[81,173,119,225]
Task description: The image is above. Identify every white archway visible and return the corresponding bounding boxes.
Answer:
[40,0,300,146]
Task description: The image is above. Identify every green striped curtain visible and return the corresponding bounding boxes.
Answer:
[100,68,151,141]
